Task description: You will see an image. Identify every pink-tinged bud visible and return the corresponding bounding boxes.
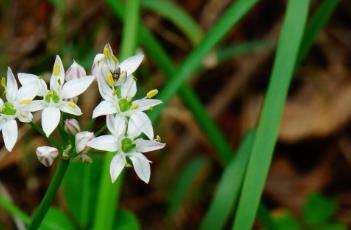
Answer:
[65,61,86,81]
[36,146,59,167]
[64,119,81,135]
[75,131,95,153]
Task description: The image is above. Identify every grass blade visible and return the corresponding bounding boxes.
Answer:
[297,0,340,64]
[148,0,258,121]
[200,130,255,230]
[93,0,140,229]
[141,0,203,45]
[232,1,311,230]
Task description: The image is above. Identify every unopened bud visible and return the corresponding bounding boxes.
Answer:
[75,131,95,153]
[65,61,87,81]
[64,119,80,135]
[36,146,59,167]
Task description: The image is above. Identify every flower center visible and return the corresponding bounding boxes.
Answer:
[1,102,16,115]
[121,137,135,153]
[44,90,60,103]
[118,98,131,112]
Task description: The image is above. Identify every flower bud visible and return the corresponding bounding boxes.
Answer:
[36,146,59,167]
[65,61,86,81]
[75,131,95,153]
[64,119,80,135]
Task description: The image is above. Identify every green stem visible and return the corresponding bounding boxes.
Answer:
[28,159,70,230]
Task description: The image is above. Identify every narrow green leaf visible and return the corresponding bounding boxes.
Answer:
[63,156,102,228]
[200,131,255,230]
[168,156,209,214]
[149,0,258,121]
[39,208,75,230]
[303,193,337,226]
[142,0,203,45]
[297,0,340,65]
[232,1,311,230]
[0,196,30,224]
[113,209,141,230]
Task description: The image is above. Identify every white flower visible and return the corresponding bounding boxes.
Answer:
[65,61,86,81]
[75,131,94,153]
[0,68,38,151]
[87,115,165,183]
[64,118,80,135]
[36,146,59,167]
[92,43,143,89]
[20,56,94,137]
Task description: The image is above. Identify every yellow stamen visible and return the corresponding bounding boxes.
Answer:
[68,102,77,109]
[147,89,158,98]
[53,63,61,76]
[19,99,32,105]
[1,77,6,88]
[106,72,114,87]
[156,135,162,142]
[103,46,111,59]
[130,103,139,110]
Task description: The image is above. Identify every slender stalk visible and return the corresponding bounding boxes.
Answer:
[28,159,70,230]
[0,196,30,224]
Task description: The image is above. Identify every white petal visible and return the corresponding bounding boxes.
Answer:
[65,61,87,81]
[50,55,65,91]
[128,111,153,139]
[24,100,45,112]
[121,76,136,98]
[17,73,39,85]
[2,119,18,152]
[75,131,94,153]
[107,115,126,137]
[92,100,117,118]
[110,153,125,183]
[129,152,151,183]
[17,111,33,123]
[96,73,113,101]
[87,135,118,152]
[42,107,61,137]
[60,102,82,116]
[135,139,166,153]
[133,99,162,112]
[6,67,18,102]
[16,85,37,101]
[0,98,3,107]
[61,76,94,99]
[119,54,144,76]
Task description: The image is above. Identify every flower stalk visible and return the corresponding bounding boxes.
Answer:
[27,158,70,230]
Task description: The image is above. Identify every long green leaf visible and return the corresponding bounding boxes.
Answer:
[232,1,311,230]
[200,131,255,230]
[297,0,340,65]
[168,156,209,214]
[141,0,203,45]
[93,1,140,229]
[149,0,258,121]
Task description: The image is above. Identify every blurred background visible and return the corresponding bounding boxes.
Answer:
[0,0,351,229]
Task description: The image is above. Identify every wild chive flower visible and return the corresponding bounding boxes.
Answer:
[0,68,39,151]
[75,131,94,153]
[88,115,165,183]
[64,118,81,135]
[20,56,94,137]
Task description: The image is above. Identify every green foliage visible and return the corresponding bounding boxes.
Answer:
[39,208,75,230]
[200,131,255,230]
[113,209,141,230]
[63,156,102,228]
[274,212,301,230]
[168,156,209,214]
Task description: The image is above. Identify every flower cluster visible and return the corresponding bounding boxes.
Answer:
[0,43,165,183]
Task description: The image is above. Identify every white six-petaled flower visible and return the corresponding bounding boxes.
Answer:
[19,56,94,137]
[88,115,165,183]
[0,68,39,151]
